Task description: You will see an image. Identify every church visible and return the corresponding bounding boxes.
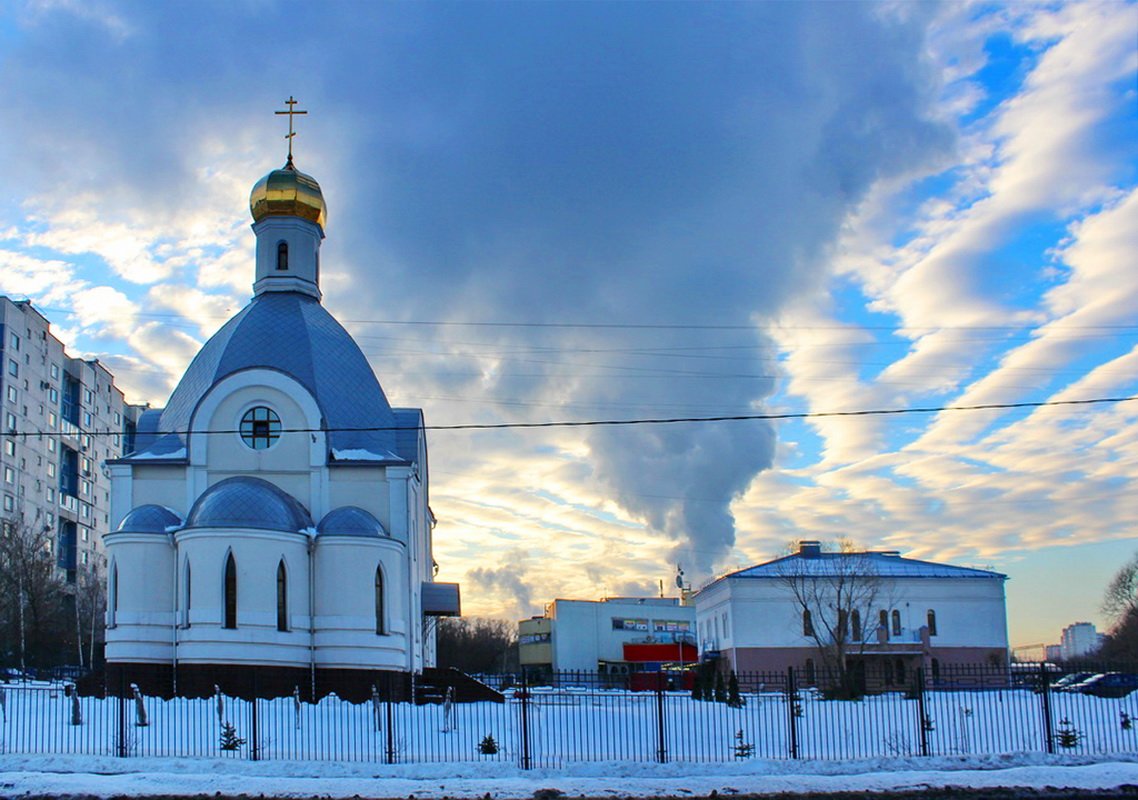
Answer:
[103,112,459,700]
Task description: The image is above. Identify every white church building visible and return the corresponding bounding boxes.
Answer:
[103,148,459,700]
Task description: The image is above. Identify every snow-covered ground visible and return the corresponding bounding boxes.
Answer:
[2,752,1138,797]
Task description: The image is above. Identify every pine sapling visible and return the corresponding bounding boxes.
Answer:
[220,721,246,752]
[733,728,754,759]
[1056,718,1081,749]
[478,733,499,755]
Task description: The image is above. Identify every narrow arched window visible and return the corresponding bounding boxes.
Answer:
[879,609,889,637]
[277,241,288,270]
[931,658,941,682]
[805,658,816,685]
[851,609,862,641]
[108,561,118,627]
[182,560,192,628]
[926,609,937,636]
[375,565,385,635]
[224,552,237,629]
[802,609,813,637]
[276,559,288,632]
[891,609,902,636]
[837,609,848,639]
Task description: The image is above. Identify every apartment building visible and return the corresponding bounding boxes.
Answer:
[0,297,141,583]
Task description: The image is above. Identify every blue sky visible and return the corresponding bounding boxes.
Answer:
[0,1,1135,651]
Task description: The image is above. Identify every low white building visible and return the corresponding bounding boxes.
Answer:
[519,597,695,678]
[694,541,1009,687]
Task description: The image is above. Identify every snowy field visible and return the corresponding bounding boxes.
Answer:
[1,683,1135,767]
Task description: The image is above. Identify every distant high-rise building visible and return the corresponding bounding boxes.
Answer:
[1059,622,1100,661]
[0,296,143,583]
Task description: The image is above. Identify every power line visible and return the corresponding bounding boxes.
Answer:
[4,395,1135,439]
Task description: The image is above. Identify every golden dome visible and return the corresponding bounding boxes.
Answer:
[249,158,327,229]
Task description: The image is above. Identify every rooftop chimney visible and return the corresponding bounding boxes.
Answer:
[798,540,822,558]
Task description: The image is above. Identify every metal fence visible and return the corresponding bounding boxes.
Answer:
[0,663,1135,766]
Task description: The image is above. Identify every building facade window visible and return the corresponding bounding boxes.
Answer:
[239,406,281,450]
[805,657,816,685]
[277,241,288,270]
[891,609,902,636]
[223,552,237,629]
[926,609,937,636]
[108,562,118,627]
[851,609,862,640]
[276,559,289,632]
[879,609,889,639]
[182,560,192,628]
[803,609,814,637]
[375,565,385,634]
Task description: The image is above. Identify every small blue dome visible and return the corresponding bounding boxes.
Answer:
[185,476,312,532]
[116,504,182,534]
[317,506,388,538]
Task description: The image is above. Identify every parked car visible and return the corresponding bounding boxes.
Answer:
[1052,671,1097,691]
[1,667,30,683]
[1074,672,1138,698]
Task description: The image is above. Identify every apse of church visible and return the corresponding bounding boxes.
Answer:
[102,100,459,699]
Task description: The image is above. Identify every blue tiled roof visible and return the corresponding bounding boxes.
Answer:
[116,504,183,534]
[184,476,313,532]
[317,506,388,538]
[129,292,404,462]
[392,408,423,463]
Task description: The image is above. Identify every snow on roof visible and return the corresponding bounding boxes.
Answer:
[703,549,1005,592]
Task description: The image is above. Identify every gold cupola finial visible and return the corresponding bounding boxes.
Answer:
[250,96,327,229]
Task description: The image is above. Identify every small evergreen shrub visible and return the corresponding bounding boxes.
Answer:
[478,733,499,755]
[726,670,745,708]
[1122,711,1132,731]
[1056,718,1081,749]
[220,721,246,752]
[733,728,754,758]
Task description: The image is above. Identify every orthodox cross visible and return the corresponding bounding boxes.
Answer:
[275,96,308,163]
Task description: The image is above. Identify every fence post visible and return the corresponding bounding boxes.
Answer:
[655,672,667,763]
[915,668,930,757]
[250,669,260,762]
[117,670,127,758]
[1038,663,1054,755]
[384,689,395,764]
[787,666,799,760]
[519,674,532,770]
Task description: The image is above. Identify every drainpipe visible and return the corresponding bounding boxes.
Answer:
[171,533,178,695]
[308,534,316,699]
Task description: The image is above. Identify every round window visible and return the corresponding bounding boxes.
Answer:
[239,406,281,450]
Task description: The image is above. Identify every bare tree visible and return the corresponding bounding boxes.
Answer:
[775,540,888,698]
[1098,553,1138,662]
[0,514,73,670]
[74,556,107,669]
[436,617,518,674]
[1102,553,1138,623]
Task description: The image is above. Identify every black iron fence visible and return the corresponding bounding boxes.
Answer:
[0,663,1135,766]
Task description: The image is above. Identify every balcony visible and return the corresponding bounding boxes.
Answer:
[59,418,80,445]
[58,492,78,516]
